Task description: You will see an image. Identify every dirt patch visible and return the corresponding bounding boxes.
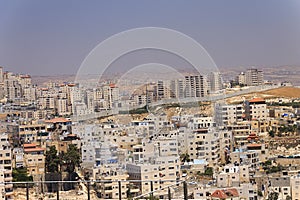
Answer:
[259,87,300,98]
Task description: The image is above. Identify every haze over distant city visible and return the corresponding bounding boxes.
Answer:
[0,0,300,75]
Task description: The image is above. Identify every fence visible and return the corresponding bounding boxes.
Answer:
[2,180,191,200]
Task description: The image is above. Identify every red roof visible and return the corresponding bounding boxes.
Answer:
[247,143,262,147]
[109,83,116,88]
[45,117,71,123]
[248,133,258,140]
[67,134,76,137]
[23,144,36,148]
[24,148,45,153]
[249,98,265,103]
[211,188,239,199]
[226,189,239,197]
[20,75,31,78]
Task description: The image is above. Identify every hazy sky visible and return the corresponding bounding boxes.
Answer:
[0,0,300,75]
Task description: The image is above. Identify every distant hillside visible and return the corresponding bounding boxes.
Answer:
[32,65,300,87]
[219,65,300,86]
[32,74,76,86]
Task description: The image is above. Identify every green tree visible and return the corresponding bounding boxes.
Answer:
[12,167,33,188]
[62,144,81,173]
[13,167,33,182]
[204,167,213,177]
[180,153,190,162]
[269,192,279,200]
[268,130,275,137]
[45,145,60,173]
[263,160,272,166]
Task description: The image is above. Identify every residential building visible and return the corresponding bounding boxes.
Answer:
[184,75,208,98]
[55,98,70,116]
[189,116,214,129]
[245,68,263,86]
[23,143,45,181]
[0,133,13,200]
[126,156,180,198]
[215,103,245,126]
[237,72,246,85]
[244,98,268,120]
[246,143,269,163]
[193,183,258,200]
[230,149,260,170]
[217,165,250,188]
[208,71,223,92]
[156,74,209,100]
[268,176,291,200]
[3,73,22,101]
[7,123,47,146]
[188,128,220,167]
[290,175,300,200]
[0,66,3,83]
[93,165,129,199]
[103,83,119,109]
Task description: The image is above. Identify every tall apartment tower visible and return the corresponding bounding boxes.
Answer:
[208,72,223,92]
[0,133,13,200]
[103,83,119,109]
[0,67,4,99]
[184,75,208,98]
[156,74,209,100]
[245,68,263,86]
[237,72,246,85]
[157,80,177,100]
[0,66,3,83]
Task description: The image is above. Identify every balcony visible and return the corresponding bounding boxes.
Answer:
[4,176,13,182]
[5,183,13,189]
[103,186,113,193]
[211,154,220,159]
[5,191,14,196]
[4,170,12,174]
[130,188,140,193]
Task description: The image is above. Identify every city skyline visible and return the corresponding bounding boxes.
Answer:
[0,0,300,75]
[1,2,300,199]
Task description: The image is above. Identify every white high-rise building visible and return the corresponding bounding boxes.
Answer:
[237,72,246,85]
[291,175,300,200]
[208,72,222,92]
[156,74,209,100]
[188,128,220,167]
[0,133,13,200]
[103,83,119,109]
[245,68,263,86]
[0,66,3,83]
[56,98,69,116]
[184,75,208,98]
[23,86,37,102]
[18,74,32,87]
[0,67,4,99]
[4,79,22,100]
